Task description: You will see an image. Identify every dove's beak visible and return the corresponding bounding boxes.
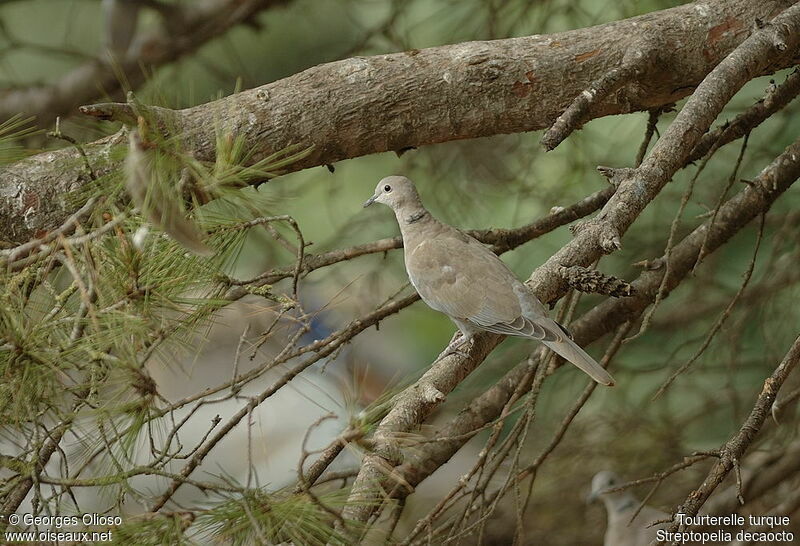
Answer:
[363,193,379,208]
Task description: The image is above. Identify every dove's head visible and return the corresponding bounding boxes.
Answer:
[363,176,421,210]
[587,471,622,503]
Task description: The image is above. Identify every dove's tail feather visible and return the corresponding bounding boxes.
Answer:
[541,337,615,386]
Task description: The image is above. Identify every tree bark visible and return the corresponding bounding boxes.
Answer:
[2,0,797,242]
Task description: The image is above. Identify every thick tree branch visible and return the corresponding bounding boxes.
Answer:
[3,0,798,242]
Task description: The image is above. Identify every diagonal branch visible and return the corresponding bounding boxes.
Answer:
[344,129,800,530]
[687,67,800,164]
[658,334,800,544]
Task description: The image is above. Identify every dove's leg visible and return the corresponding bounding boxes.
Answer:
[445,319,478,358]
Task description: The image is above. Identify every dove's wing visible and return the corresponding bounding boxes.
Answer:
[405,229,614,386]
[405,234,553,339]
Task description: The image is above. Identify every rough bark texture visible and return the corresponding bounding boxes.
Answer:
[528,1,800,305]
[2,0,797,242]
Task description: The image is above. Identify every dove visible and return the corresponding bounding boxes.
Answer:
[125,130,213,256]
[363,175,614,386]
[588,471,669,546]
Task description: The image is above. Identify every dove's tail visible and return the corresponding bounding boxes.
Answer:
[541,337,615,386]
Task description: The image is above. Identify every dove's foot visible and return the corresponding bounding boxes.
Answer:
[444,332,474,359]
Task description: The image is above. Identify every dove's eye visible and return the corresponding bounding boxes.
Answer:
[384,185,392,192]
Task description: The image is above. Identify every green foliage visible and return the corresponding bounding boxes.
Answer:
[0,114,38,165]
[0,100,313,439]
[111,512,197,546]
[196,488,355,546]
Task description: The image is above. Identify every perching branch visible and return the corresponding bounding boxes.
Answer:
[343,132,800,531]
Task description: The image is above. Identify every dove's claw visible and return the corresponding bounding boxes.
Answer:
[444,333,473,359]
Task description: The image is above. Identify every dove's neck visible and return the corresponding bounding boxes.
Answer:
[393,202,437,248]
[603,492,638,516]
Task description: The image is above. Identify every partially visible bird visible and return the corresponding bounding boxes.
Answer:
[363,175,614,386]
[125,130,213,256]
[102,0,141,57]
[588,470,669,546]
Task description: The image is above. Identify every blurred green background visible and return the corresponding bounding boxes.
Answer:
[2,0,799,543]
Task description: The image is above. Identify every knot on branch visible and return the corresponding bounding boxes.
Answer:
[569,219,590,235]
[558,266,635,297]
[598,226,622,253]
[417,382,446,405]
[771,19,792,51]
[597,165,635,187]
[373,443,404,466]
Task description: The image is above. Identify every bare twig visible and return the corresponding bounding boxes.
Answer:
[541,43,657,150]
[636,107,670,166]
[654,211,765,398]
[659,334,800,543]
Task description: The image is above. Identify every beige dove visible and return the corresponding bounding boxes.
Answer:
[588,471,669,546]
[363,175,614,386]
